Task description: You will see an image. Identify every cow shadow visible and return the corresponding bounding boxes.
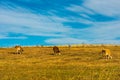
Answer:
[8,52,19,54]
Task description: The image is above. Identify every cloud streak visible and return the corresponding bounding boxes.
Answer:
[84,0,120,17]
[45,38,88,44]
[0,2,73,38]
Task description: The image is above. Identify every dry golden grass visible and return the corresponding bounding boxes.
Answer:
[0,46,120,80]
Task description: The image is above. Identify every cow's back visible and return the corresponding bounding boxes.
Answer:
[53,46,60,53]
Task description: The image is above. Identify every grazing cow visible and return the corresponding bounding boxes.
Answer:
[101,49,112,59]
[53,46,61,55]
[15,45,24,54]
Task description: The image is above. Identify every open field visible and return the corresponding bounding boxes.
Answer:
[0,46,120,80]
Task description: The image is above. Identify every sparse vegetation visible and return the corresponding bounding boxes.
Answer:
[0,46,120,80]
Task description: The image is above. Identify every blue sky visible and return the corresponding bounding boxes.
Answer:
[0,0,120,47]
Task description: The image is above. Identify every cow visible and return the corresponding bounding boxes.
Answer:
[53,46,61,55]
[101,48,112,59]
[15,45,24,54]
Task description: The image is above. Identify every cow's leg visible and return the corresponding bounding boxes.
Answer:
[18,50,21,54]
[53,51,56,55]
[108,55,112,59]
[110,56,112,59]
[106,55,109,59]
[53,52,56,55]
[58,52,61,55]
[20,50,22,54]
[16,50,19,54]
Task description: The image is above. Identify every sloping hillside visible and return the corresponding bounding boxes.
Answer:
[0,46,120,80]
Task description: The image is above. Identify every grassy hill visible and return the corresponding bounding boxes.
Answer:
[0,46,120,80]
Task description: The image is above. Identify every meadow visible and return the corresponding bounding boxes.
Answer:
[0,45,120,80]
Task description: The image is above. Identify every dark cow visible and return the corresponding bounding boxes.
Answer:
[53,46,61,55]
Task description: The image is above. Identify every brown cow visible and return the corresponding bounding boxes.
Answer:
[15,45,24,54]
[53,46,61,55]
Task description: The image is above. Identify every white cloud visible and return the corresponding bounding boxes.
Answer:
[44,18,120,44]
[45,37,120,45]
[0,5,73,38]
[1,1,120,45]
[0,31,27,39]
[91,39,120,44]
[84,0,120,17]
[0,2,94,39]
[45,38,88,44]
[66,5,94,15]
[0,36,27,39]
[66,5,94,23]
[80,20,120,40]
[65,1,120,43]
